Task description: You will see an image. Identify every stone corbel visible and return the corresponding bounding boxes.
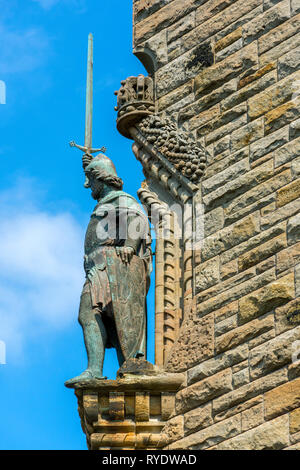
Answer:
[67,360,185,450]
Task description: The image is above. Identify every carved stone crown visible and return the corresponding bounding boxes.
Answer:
[114,74,155,139]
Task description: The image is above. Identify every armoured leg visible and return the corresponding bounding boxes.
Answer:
[65,288,107,384]
[79,289,108,376]
[109,322,125,367]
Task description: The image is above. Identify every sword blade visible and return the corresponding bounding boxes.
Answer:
[85,33,93,151]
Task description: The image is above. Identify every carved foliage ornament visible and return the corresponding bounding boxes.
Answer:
[137,115,207,185]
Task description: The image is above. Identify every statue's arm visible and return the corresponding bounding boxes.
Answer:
[116,210,147,264]
[125,211,148,253]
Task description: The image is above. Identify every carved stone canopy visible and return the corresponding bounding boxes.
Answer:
[115,74,208,369]
[114,74,155,139]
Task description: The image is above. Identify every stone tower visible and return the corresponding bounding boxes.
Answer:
[68,0,300,450]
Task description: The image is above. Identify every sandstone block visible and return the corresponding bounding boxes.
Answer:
[182,0,261,55]
[197,268,276,318]
[196,267,256,305]
[204,207,224,237]
[221,223,286,265]
[241,403,264,432]
[249,327,300,379]
[277,243,300,275]
[233,368,250,388]
[216,38,243,63]
[296,263,300,296]
[231,118,264,152]
[239,272,295,324]
[184,403,213,436]
[258,10,300,54]
[265,98,300,135]
[232,360,248,374]
[195,43,258,97]
[213,367,287,415]
[215,315,238,337]
[260,31,300,67]
[248,328,275,349]
[238,234,286,272]
[134,0,201,44]
[265,377,300,419]
[290,117,300,139]
[195,257,220,293]
[290,408,300,434]
[278,43,300,79]
[198,102,247,138]
[261,197,300,230]
[249,126,289,162]
[260,201,276,217]
[187,344,248,385]
[238,62,276,88]
[195,0,237,26]
[220,259,238,281]
[189,104,220,132]
[203,159,273,211]
[284,442,300,449]
[214,396,263,424]
[158,80,194,111]
[215,27,242,53]
[243,0,290,45]
[202,157,249,195]
[274,136,300,167]
[292,0,300,15]
[175,369,233,415]
[214,415,289,449]
[201,213,260,262]
[248,70,300,120]
[275,298,300,335]
[213,136,231,156]
[202,115,247,146]
[144,30,168,69]
[215,301,239,323]
[134,0,173,23]
[225,169,291,220]
[222,70,277,111]
[256,256,276,275]
[167,12,195,43]
[290,429,300,444]
[215,313,274,354]
[169,415,241,450]
[292,156,300,178]
[165,312,214,372]
[288,361,300,381]
[163,415,184,446]
[277,179,300,207]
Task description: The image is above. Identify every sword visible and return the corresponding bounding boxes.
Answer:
[69,33,107,156]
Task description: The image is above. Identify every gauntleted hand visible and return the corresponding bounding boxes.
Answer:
[116,247,134,265]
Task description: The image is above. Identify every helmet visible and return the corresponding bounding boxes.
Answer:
[84,153,123,190]
[85,153,119,178]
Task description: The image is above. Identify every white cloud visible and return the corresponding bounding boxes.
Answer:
[0,179,85,360]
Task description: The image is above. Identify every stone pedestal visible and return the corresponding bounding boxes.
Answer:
[66,361,185,450]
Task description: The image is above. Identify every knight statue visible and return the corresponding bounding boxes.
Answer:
[65,34,152,384]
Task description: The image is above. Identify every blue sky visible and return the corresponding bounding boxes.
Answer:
[0,0,155,450]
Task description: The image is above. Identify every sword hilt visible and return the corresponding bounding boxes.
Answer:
[69,141,107,154]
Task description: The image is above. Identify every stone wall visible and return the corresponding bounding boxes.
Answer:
[133,0,300,450]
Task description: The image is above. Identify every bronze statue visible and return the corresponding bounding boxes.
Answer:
[65,35,152,384]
